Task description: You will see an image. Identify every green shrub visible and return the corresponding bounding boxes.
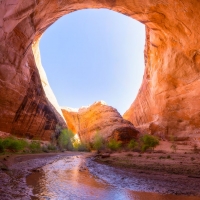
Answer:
[2,138,12,149]
[47,144,57,151]
[93,132,104,151]
[128,139,138,150]
[73,139,90,152]
[140,134,159,152]
[58,129,74,150]
[42,146,49,153]
[78,143,90,152]
[73,140,79,150]
[107,139,121,151]
[15,141,25,151]
[1,137,28,152]
[29,141,41,153]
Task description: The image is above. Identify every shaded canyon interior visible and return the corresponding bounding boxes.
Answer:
[0,0,200,142]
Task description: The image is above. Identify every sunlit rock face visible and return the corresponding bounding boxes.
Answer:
[1,1,200,141]
[62,101,139,144]
[61,107,79,135]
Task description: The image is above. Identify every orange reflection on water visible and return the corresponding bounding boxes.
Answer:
[27,156,200,200]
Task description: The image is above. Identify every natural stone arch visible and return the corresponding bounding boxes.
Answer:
[0,0,200,140]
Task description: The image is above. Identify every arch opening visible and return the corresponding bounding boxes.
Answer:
[37,9,145,116]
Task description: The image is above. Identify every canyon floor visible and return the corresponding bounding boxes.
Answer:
[94,151,200,176]
[0,148,200,199]
[93,141,200,177]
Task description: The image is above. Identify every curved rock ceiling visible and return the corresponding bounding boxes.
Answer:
[0,0,200,140]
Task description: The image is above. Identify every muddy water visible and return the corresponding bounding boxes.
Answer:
[27,156,200,200]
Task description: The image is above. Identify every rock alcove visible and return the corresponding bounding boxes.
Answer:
[1,0,200,141]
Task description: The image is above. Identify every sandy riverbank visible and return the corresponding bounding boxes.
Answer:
[88,149,200,197]
[93,151,200,177]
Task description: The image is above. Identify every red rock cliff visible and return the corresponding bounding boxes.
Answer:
[62,101,139,144]
[1,0,200,141]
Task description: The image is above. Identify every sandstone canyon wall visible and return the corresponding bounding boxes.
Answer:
[1,0,200,141]
[62,101,139,144]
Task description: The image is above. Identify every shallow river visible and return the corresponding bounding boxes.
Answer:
[27,155,200,200]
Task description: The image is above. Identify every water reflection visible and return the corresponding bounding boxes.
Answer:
[27,156,200,200]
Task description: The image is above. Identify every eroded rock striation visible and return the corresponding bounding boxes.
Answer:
[1,1,200,141]
[62,101,139,144]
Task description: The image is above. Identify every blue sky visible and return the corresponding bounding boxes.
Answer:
[40,9,145,115]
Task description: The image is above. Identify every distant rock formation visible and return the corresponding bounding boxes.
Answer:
[62,101,139,144]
